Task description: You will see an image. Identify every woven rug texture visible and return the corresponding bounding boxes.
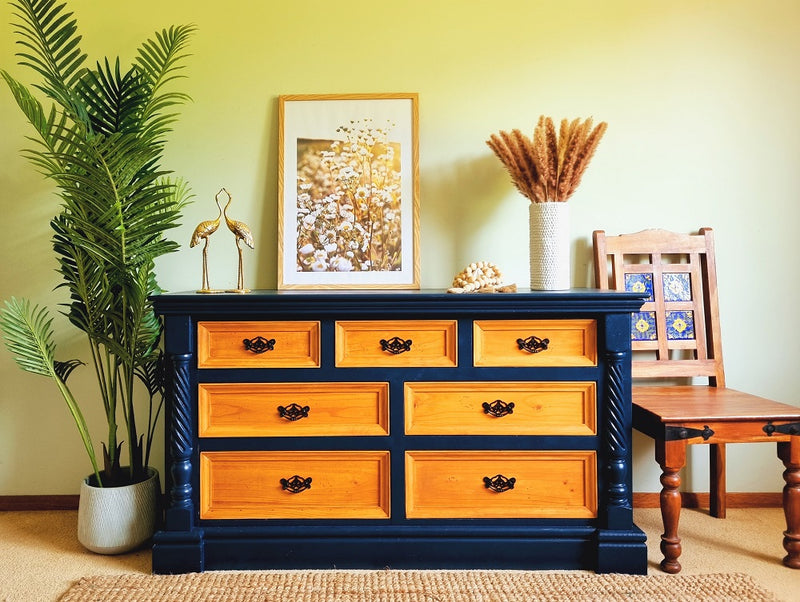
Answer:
[58,569,778,602]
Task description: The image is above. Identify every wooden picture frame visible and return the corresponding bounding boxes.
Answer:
[277,93,419,289]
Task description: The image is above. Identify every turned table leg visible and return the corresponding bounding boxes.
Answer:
[778,438,800,569]
[656,439,687,573]
[709,443,726,518]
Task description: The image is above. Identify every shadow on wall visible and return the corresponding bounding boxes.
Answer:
[420,153,515,284]
[573,236,593,288]
[256,100,281,289]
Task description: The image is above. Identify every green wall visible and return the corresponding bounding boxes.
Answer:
[1,0,798,494]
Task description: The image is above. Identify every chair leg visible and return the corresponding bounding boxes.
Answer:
[709,443,726,518]
[778,438,800,569]
[655,438,687,573]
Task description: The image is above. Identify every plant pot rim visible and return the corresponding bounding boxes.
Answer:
[84,466,159,489]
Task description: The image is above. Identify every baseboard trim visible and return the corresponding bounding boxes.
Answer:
[2,492,784,511]
[633,492,782,508]
[0,495,80,511]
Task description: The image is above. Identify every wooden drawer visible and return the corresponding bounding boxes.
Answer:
[406,451,597,519]
[335,320,457,367]
[200,451,391,520]
[197,321,320,368]
[473,319,596,367]
[198,382,390,437]
[404,381,596,436]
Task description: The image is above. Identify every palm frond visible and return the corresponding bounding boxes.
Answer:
[54,357,84,381]
[0,297,102,484]
[9,0,88,120]
[77,58,148,137]
[0,297,56,376]
[136,24,196,128]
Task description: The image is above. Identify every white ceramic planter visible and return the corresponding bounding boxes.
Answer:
[529,202,571,290]
[77,467,160,554]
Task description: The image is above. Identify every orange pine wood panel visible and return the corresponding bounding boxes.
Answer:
[197,321,321,368]
[473,320,597,367]
[335,320,457,367]
[198,382,390,437]
[404,381,596,436]
[200,451,391,520]
[405,451,597,519]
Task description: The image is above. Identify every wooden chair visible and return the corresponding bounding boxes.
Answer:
[592,227,800,573]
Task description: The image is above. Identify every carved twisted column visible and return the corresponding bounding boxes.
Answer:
[603,350,631,526]
[166,352,194,531]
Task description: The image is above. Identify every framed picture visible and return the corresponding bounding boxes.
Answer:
[277,93,419,289]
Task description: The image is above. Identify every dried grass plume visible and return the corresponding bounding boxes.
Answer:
[487,116,607,202]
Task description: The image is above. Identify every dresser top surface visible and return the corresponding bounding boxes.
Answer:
[153,288,645,316]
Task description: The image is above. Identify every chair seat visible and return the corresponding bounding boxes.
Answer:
[633,385,800,442]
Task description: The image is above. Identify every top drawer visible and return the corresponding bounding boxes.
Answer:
[473,319,596,367]
[335,320,457,367]
[197,321,321,368]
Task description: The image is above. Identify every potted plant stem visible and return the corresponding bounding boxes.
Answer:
[0,0,194,552]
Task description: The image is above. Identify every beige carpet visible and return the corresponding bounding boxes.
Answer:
[1,508,798,601]
[58,570,777,602]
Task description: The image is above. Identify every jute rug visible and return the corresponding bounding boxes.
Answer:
[57,570,778,601]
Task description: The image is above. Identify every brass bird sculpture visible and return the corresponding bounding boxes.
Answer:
[219,188,254,293]
[189,191,225,293]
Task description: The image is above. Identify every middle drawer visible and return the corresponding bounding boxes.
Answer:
[404,381,596,436]
[198,382,390,437]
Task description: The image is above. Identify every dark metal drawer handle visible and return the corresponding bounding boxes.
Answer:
[280,475,312,493]
[243,336,276,354]
[516,335,549,354]
[278,403,310,421]
[482,399,515,417]
[483,474,516,493]
[380,336,412,354]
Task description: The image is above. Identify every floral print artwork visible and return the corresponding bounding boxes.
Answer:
[295,119,402,273]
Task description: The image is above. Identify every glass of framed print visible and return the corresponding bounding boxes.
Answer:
[277,93,419,289]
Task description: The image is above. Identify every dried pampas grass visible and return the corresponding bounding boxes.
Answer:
[487,116,607,203]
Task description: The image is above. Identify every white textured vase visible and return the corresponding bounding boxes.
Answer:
[77,467,159,554]
[529,202,571,290]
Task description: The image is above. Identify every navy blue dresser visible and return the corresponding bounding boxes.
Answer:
[152,289,647,574]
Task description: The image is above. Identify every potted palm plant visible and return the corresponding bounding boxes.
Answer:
[0,0,194,553]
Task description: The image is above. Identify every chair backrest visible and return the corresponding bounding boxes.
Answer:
[593,228,725,386]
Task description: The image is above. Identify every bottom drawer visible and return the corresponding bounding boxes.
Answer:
[405,450,597,519]
[200,451,391,520]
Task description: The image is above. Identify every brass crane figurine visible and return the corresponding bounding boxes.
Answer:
[189,190,226,293]
[219,188,254,293]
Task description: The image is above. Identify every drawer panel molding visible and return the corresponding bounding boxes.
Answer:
[473,319,597,367]
[405,450,597,519]
[198,321,320,368]
[200,451,391,520]
[335,320,457,367]
[198,382,390,437]
[404,381,596,436]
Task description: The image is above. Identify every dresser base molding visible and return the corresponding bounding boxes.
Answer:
[153,525,646,574]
